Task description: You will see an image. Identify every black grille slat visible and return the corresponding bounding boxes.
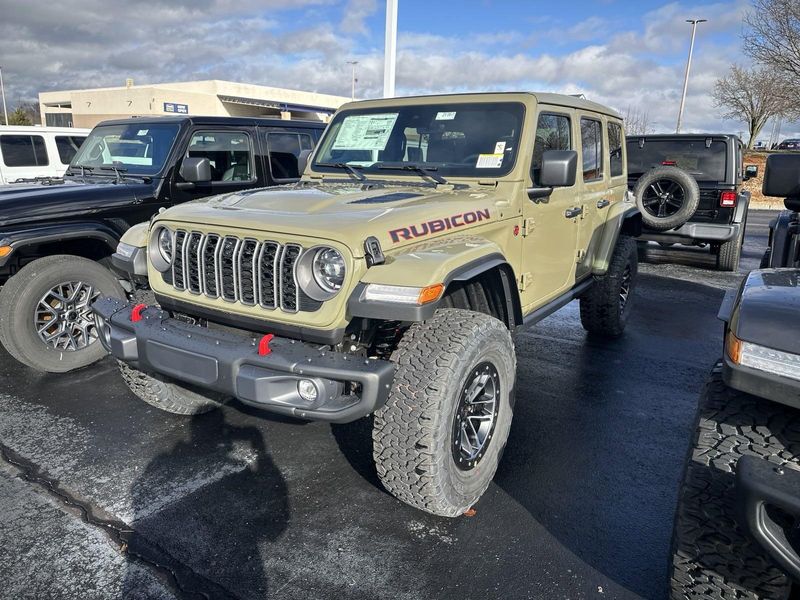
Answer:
[172,231,187,291]
[219,237,239,302]
[258,242,279,309]
[186,232,203,293]
[280,244,302,312]
[238,240,259,305]
[202,234,220,298]
[160,231,315,313]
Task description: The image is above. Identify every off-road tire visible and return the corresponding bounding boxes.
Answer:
[579,235,638,338]
[118,362,228,415]
[670,364,799,600]
[633,166,700,231]
[0,255,125,373]
[373,309,516,517]
[716,224,745,272]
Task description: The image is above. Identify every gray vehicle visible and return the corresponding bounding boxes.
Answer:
[670,153,800,600]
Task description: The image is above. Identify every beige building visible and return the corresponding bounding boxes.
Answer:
[39,79,350,128]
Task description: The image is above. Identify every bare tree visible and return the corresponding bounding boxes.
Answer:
[623,105,653,135]
[713,64,798,148]
[744,0,800,86]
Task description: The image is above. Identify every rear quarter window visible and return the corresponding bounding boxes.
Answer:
[0,135,49,167]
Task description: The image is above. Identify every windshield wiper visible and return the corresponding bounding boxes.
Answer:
[67,165,95,177]
[378,163,448,184]
[100,165,127,183]
[316,162,368,182]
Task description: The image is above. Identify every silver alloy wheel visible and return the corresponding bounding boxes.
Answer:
[452,362,500,471]
[619,265,632,312]
[34,281,100,351]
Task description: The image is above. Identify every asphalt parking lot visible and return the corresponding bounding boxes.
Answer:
[0,210,775,600]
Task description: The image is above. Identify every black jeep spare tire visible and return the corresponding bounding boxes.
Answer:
[0,254,125,373]
[373,309,516,517]
[633,166,700,231]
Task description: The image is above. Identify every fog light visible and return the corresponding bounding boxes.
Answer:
[298,379,318,402]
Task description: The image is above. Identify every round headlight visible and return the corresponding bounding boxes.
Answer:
[312,248,346,293]
[158,228,173,264]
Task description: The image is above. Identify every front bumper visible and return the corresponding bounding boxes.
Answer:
[640,222,740,244]
[93,297,395,423]
[722,353,800,410]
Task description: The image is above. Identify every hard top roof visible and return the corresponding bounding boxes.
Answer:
[93,115,326,128]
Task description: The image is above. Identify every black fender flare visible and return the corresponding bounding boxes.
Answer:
[0,221,122,267]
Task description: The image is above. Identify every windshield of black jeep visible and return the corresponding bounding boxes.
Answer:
[626,139,728,182]
[312,102,525,178]
[70,123,180,175]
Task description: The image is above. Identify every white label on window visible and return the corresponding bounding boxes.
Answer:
[137,129,149,136]
[476,154,504,169]
[435,111,457,120]
[494,141,506,154]
[332,113,399,151]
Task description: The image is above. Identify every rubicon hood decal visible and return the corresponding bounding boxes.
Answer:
[389,208,491,243]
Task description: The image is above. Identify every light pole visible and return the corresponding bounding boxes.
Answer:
[0,66,8,126]
[346,61,358,100]
[675,18,706,133]
[384,0,397,98]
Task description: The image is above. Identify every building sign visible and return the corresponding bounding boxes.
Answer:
[163,102,189,114]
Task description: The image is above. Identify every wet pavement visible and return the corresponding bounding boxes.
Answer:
[0,211,776,600]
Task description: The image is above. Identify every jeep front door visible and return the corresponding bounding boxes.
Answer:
[521,109,580,308]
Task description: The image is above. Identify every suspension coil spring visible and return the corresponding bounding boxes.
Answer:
[372,320,402,360]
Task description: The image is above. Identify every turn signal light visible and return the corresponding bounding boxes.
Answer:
[720,191,737,207]
[418,283,445,305]
[726,331,742,364]
[0,246,11,258]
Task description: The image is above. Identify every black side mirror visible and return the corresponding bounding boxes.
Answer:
[297,149,312,177]
[527,150,578,201]
[179,156,212,184]
[744,165,758,180]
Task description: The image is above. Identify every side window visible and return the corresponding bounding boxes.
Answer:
[0,135,49,167]
[55,136,85,165]
[267,132,314,181]
[607,122,623,178]
[580,118,603,182]
[531,113,571,185]
[186,131,253,182]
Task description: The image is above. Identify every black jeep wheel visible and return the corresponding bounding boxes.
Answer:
[119,362,228,415]
[373,309,516,517]
[579,235,638,338]
[633,166,700,231]
[670,364,797,600]
[716,224,745,272]
[0,255,125,373]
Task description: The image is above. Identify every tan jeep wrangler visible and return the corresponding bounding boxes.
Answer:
[96,92,641,517]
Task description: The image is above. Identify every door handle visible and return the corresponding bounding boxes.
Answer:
[565,207,583,219]
[597,199,610,209]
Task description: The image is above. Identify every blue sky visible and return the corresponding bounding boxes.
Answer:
[1,0,787,139]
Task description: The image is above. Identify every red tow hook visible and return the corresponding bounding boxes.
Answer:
[130,304,147,323]
[258,334,274,356]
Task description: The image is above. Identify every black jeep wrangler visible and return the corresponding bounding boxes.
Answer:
[627,134,758,271]
[0,115,325,373]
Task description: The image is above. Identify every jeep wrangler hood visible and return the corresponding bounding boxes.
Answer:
[0,179,153,226]
[732,269,800,355]
[155,183,505,254]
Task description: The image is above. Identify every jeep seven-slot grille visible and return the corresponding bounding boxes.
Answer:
[166,230,306,313]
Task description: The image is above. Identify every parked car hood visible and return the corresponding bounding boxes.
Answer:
[155,181,508,254]
[733,269,800,354]
[0,178,154,226]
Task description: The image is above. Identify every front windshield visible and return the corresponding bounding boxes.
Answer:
[70,122,180,175]
[312,102,525,178]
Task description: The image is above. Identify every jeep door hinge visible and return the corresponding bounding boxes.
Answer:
[522,217,536,237]
[576,249,587,262]
[518,272,532,291]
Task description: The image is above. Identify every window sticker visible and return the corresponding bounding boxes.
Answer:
[476,154,504,169]
[137,129,149,136]
[494,141,507,154]
[435,111,457,120]
[332,113,399,151]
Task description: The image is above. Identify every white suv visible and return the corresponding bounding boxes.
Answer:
[0,125,90,184]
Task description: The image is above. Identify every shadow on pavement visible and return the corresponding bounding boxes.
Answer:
[123,409,289,598]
